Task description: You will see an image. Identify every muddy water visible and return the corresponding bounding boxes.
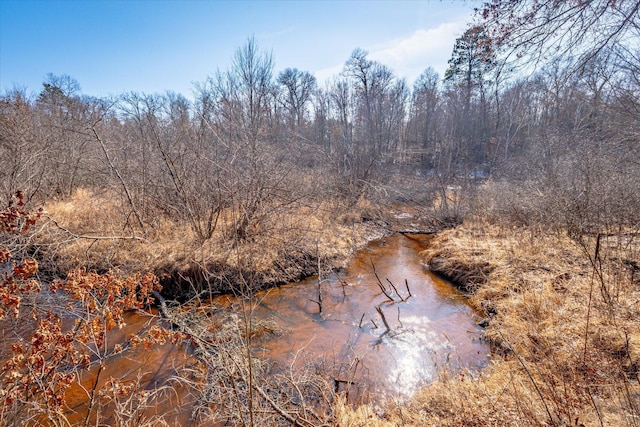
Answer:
[225,234,489,401]
[62,311,195,426]
[1,233,488,423]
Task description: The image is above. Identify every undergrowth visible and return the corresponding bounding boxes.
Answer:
[6,185,640,426]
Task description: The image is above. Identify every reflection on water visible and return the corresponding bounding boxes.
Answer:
[226,234,489,402]
[0,233,488,422]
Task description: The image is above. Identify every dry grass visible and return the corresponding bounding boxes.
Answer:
[36,188,389,295]
[35,190,640,425]
[336,220,640,426]
[36,188,194,273]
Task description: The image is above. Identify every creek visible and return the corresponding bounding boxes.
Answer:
[6,233,488,423]
[214,233,489,402]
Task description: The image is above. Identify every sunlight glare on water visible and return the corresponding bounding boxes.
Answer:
[242,234,489,402]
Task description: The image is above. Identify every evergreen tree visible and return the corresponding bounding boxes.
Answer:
[444,25,495,112]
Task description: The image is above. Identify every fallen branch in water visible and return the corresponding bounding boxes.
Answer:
[404,279,412,299]
[316,240,323,314]
[371,258,395,302]
[333,271,350,300]
[386,277,405,301]
[375,305,391,333]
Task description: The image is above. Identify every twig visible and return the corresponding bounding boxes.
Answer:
[83,362,104,427]
[386,278,405,301]
[498,330,555,426]
[371,258,395,301]
[317,240,323,314]
[251,382,309,427]
[333,271,350,299]
[404,279,412,298]
[375,305,391,332]
[333,271,350,287]
[91,123,146,236]
[309,297,322,315]
[45,214,147,242]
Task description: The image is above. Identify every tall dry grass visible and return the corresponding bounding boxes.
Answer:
[359,220,640,426]
[36,188,389,297]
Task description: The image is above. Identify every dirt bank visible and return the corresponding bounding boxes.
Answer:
[35,189,428,299]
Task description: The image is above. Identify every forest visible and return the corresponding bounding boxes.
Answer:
[1,1,640,425]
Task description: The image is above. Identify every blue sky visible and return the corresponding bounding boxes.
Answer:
[1,0,479,98]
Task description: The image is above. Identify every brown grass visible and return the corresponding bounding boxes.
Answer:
[36,188,389,296]
[34,190,640,425]
[335,220,640,426]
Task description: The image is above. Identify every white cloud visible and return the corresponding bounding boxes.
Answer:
[369,20,468,82]
[314,64,344,84]
[310,20,469,85]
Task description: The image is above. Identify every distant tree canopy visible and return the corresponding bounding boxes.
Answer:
[1,21,639,231]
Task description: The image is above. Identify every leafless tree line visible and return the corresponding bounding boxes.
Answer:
[1,12,639,235]
[1,3,640,424]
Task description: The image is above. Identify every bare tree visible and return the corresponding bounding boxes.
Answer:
[410,68,440,149]
[200,37,281,241]
[116,92,225,242]
[0,88,46,203]
[277,68,317,130]
[35,75,106,198]
[480,0,640,73]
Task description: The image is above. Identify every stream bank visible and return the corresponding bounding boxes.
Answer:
[38,189,445,301]
[337,221,640,426]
